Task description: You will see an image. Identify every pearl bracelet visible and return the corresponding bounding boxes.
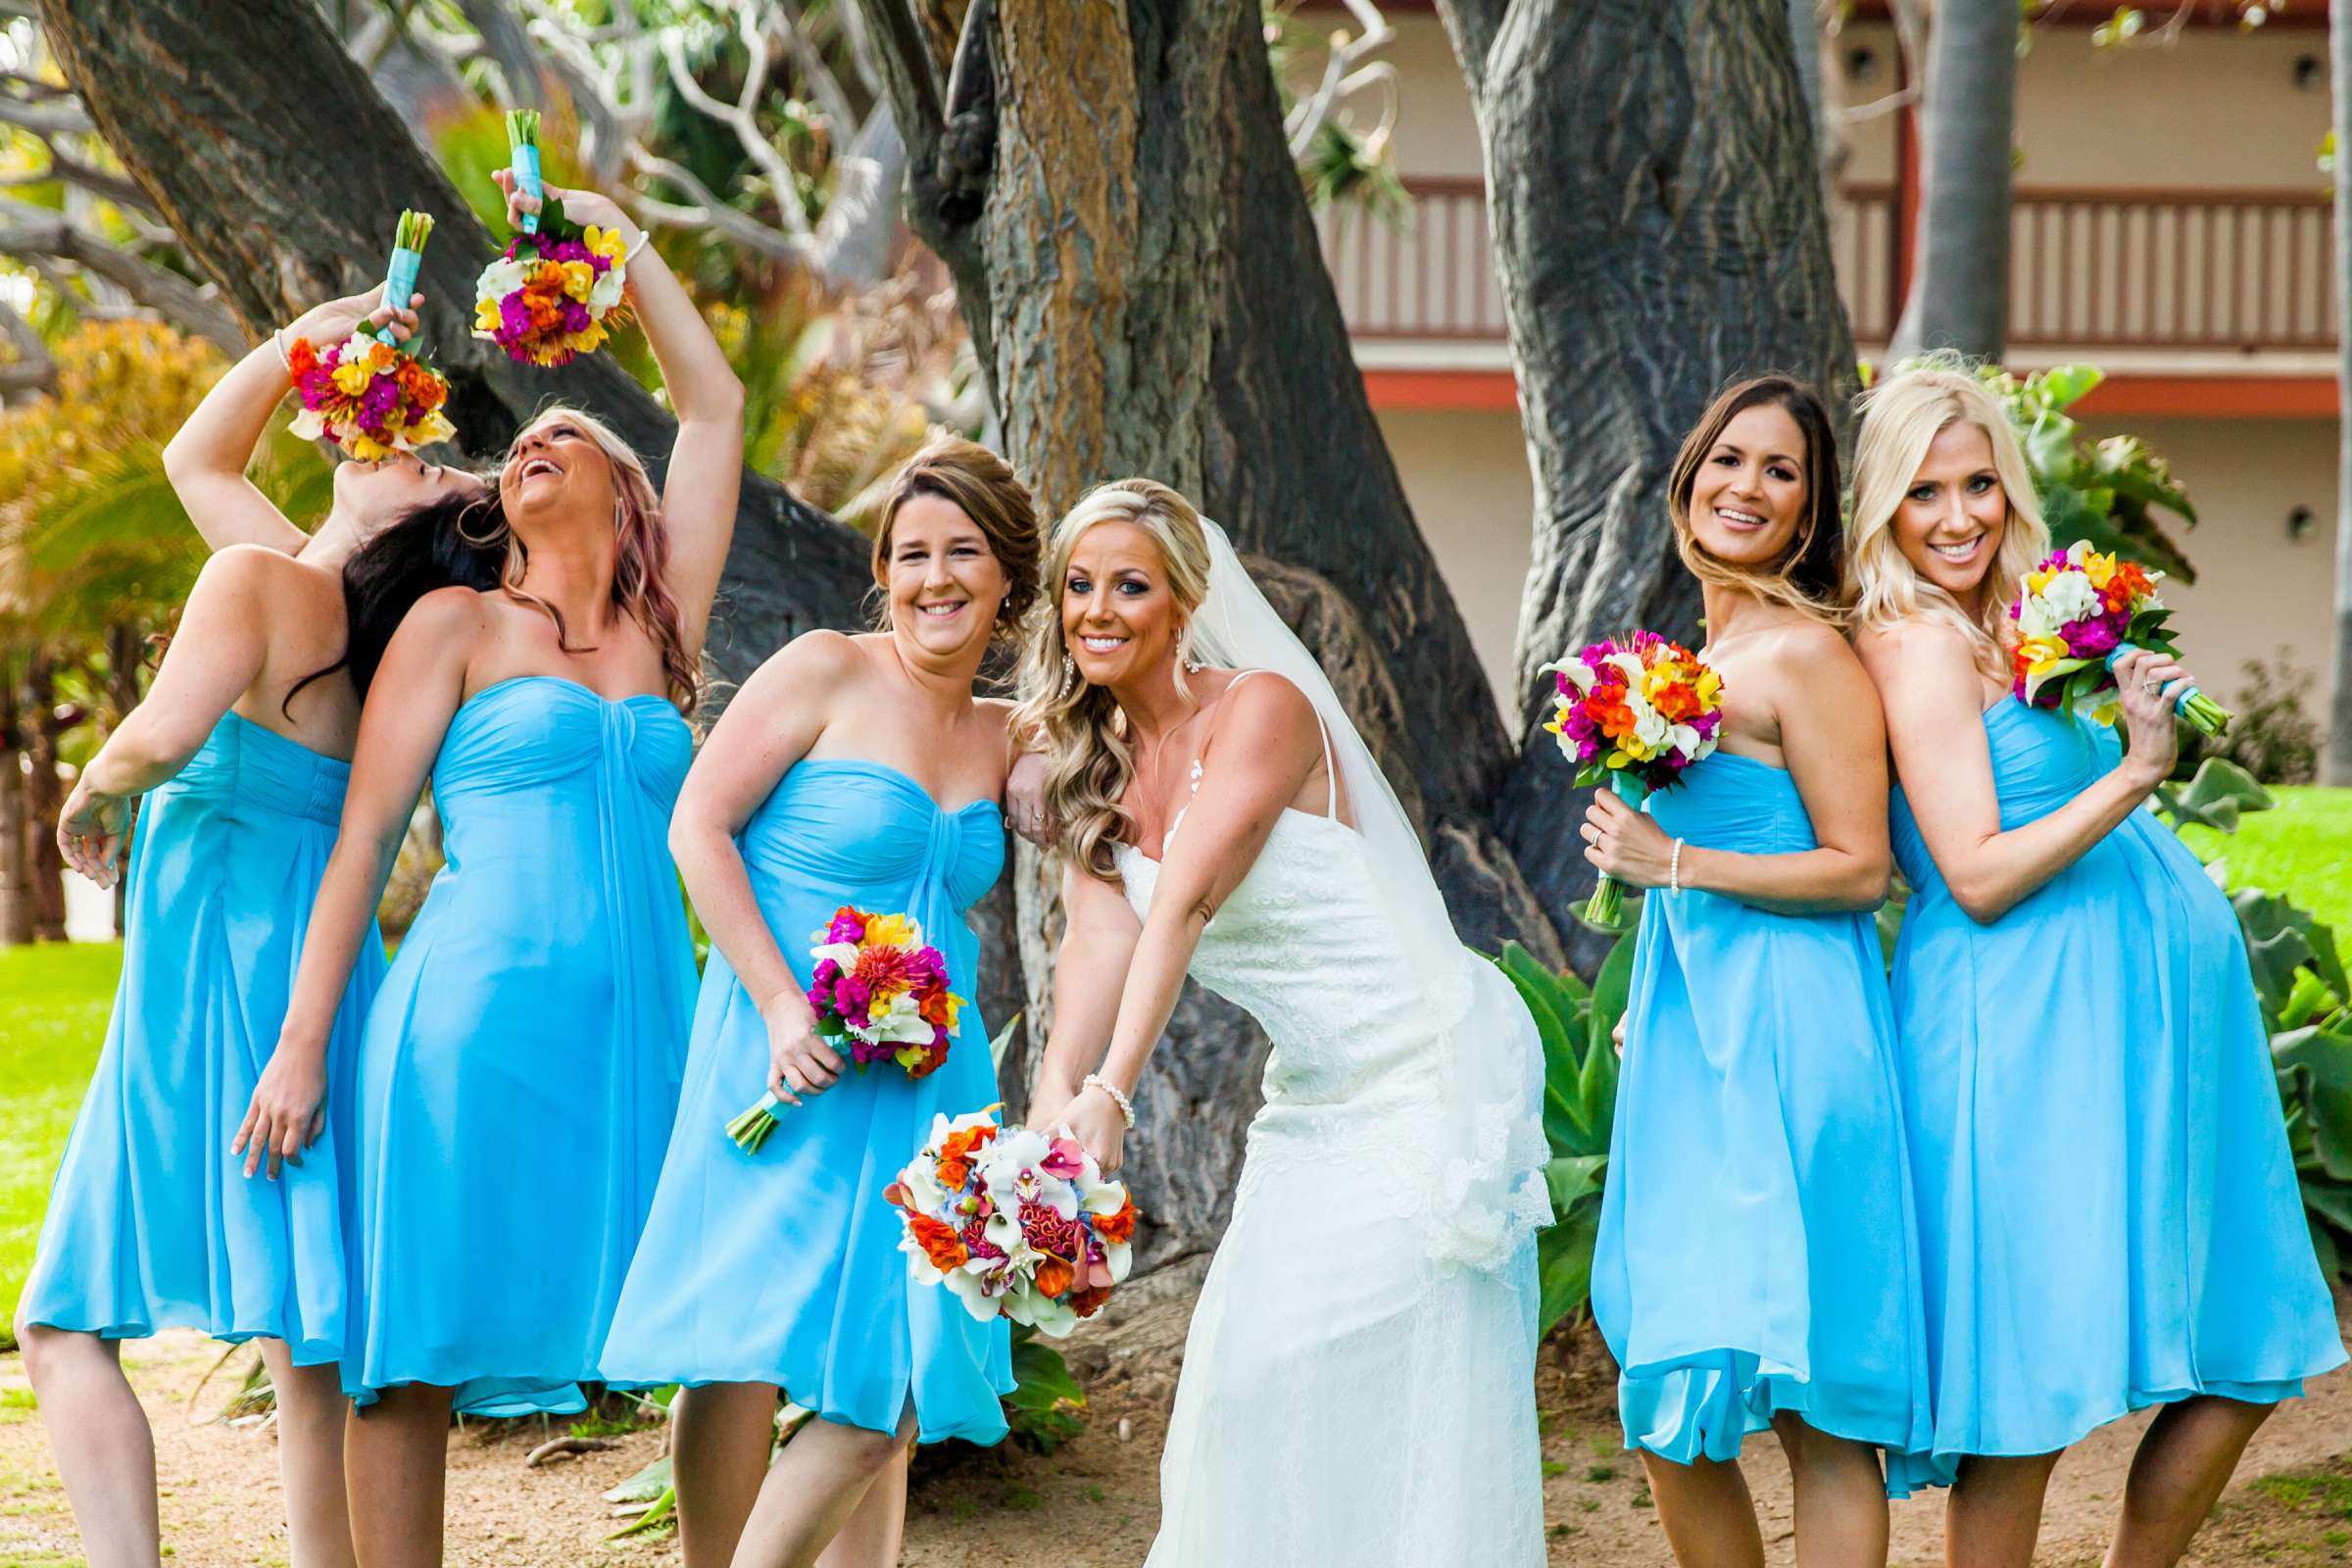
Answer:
[1669,837,1685,894]
[271,328,294,375]
[1081,1073,1135,1130]
[623,228,654,265]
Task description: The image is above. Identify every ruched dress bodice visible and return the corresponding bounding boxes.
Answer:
[603,758,1015,1443]
[23,711,385,1363]
[344,676,699,1417]
[1884,702,2342,1488]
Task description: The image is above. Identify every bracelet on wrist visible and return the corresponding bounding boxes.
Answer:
[1081,1073,1135,1130]
[623,228,654,265]
[272,328,294,376]
[1669,837,1685,895]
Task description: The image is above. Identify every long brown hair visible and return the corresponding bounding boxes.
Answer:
[869,437,1043,639]
[1666,375,1846,623]
[472,406,701,712]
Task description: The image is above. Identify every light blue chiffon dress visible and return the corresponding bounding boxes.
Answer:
[600,759,1014,1444]
[343,676,697,1416]
[21,711,383,1364]
[1592,751,1933,1483]
[1886,703,2343,1489]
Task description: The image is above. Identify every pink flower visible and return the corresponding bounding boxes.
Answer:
[1041,1138,1087,1179]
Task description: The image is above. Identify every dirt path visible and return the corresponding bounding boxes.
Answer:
[1,1282,2345,1566]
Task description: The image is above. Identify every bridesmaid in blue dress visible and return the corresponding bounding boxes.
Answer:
[602,437,1036,1568]
[1581,377,1931,1568]
[19,285,489,1567]
[240,172,742,1561]
[1848,363,2343,1567]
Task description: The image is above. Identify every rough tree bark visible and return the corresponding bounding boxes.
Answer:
[1434,0,1857,955]
[2328,0,2352,784]
[36,0,874,693]
[858,0,1564,1267]
[1886,0,2014,361]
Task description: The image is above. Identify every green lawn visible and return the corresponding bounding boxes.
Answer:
[2178,785,2352,939]
[0,943,116,1346]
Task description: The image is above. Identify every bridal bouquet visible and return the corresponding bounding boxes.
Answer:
[470,110,632,367]
[887,1110,1138,1337]
[2009,540,2230,736]
[288,211,456,460]
[1540,631,1724,928]
[726,906,966,1152]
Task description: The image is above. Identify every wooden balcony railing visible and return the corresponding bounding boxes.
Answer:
[1320,176,2338,356]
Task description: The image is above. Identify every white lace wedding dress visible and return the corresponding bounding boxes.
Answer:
[1116,731,1547,1565]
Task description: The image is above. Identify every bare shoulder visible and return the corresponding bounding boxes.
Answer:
[391,584,495,650]
[1206,669,1323,767]
[1851,618,1972,682]
[192,541,306,604]
[975,695,1018,734]
[1756,618,1872,696]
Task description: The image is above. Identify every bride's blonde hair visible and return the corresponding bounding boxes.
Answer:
[1845,357,2049,680]
[1011,478,1214,880]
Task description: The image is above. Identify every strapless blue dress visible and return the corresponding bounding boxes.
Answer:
[21,711,383,1364]
[1886,703,2343,1489]
[342,676,696,1416]
[1591,751,1933,1485]
[601,759,1014,1444]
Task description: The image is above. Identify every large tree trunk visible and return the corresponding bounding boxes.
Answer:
[36,0,873,693]
[1433,0,1857,956]
[0,657,31,947]
[2329,0,2352,785]
[1886,0,2013,361]
[859,0,1564,1267]
[18,650,66,942]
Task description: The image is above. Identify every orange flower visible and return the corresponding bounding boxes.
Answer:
[287,338,319,376]
[1068,1283,1112,1319]
[919,988,956,1028]
[906,1213,966,1273]
[1093,1195,1138,1245]
[1651,682,1701,722]
[1032,1255,1075,1298]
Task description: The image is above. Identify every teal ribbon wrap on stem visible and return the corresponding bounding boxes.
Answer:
[2105,639,2230,737]
[374,246,421,347]
[513,141,542,235]
[1583,773,1650,929]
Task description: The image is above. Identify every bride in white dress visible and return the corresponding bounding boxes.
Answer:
[1013,479,1550,1564]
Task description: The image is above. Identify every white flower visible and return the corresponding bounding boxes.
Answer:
[2016,592,2060,640]
[587,265,625,315]
[858,990,932,1047]
[288,408,324,442]
[1538,657,1594,695]
[475,257,529,299]
[2038,570,2102,626]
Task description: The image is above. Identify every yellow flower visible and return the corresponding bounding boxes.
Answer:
[558,259,597,303]
[2015,634,2070,673]
[473,296,505,335]
[409,410,457,448]
[329,358,375,397]
[863,912,916,950]
[344,431,392,462]
[2081,551,2116,590]
[2024,565,2059,596]
[585,224,629,263]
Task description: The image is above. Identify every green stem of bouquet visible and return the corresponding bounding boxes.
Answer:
[1582,774,1649,929]
[726,1095,780,1153]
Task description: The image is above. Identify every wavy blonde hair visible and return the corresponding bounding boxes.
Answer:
[1845,358,2048,680]
[471,405,701,712]
[1010,478,1214,880]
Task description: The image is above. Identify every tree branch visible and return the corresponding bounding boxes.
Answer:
[0,197,243,352]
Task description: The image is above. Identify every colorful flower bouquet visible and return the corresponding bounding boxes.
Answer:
[887,1110,1138,1337]
[726,906,967,1152]
[2009,540,2230,737]
[470,110,631,367]
[1540,631,1725,928]
[288,212,456,460]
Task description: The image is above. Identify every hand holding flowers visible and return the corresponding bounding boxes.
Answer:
[759,990,845,1109]
[476,164,636,368]
[2112,646,2195,787]
[2008,541,2229,737]
[286,213,456,460]
[286,283,421,355]
[1581,787,1678,892]
[890,1111,1139,1337]
[1540,631,1724,926]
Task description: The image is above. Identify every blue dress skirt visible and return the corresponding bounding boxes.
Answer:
[1886,704,2343,1489]
[21,711,384,1365]
[601,759,1014,1444]
[1592,752,1933,1483]
[342,677,697,1416]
